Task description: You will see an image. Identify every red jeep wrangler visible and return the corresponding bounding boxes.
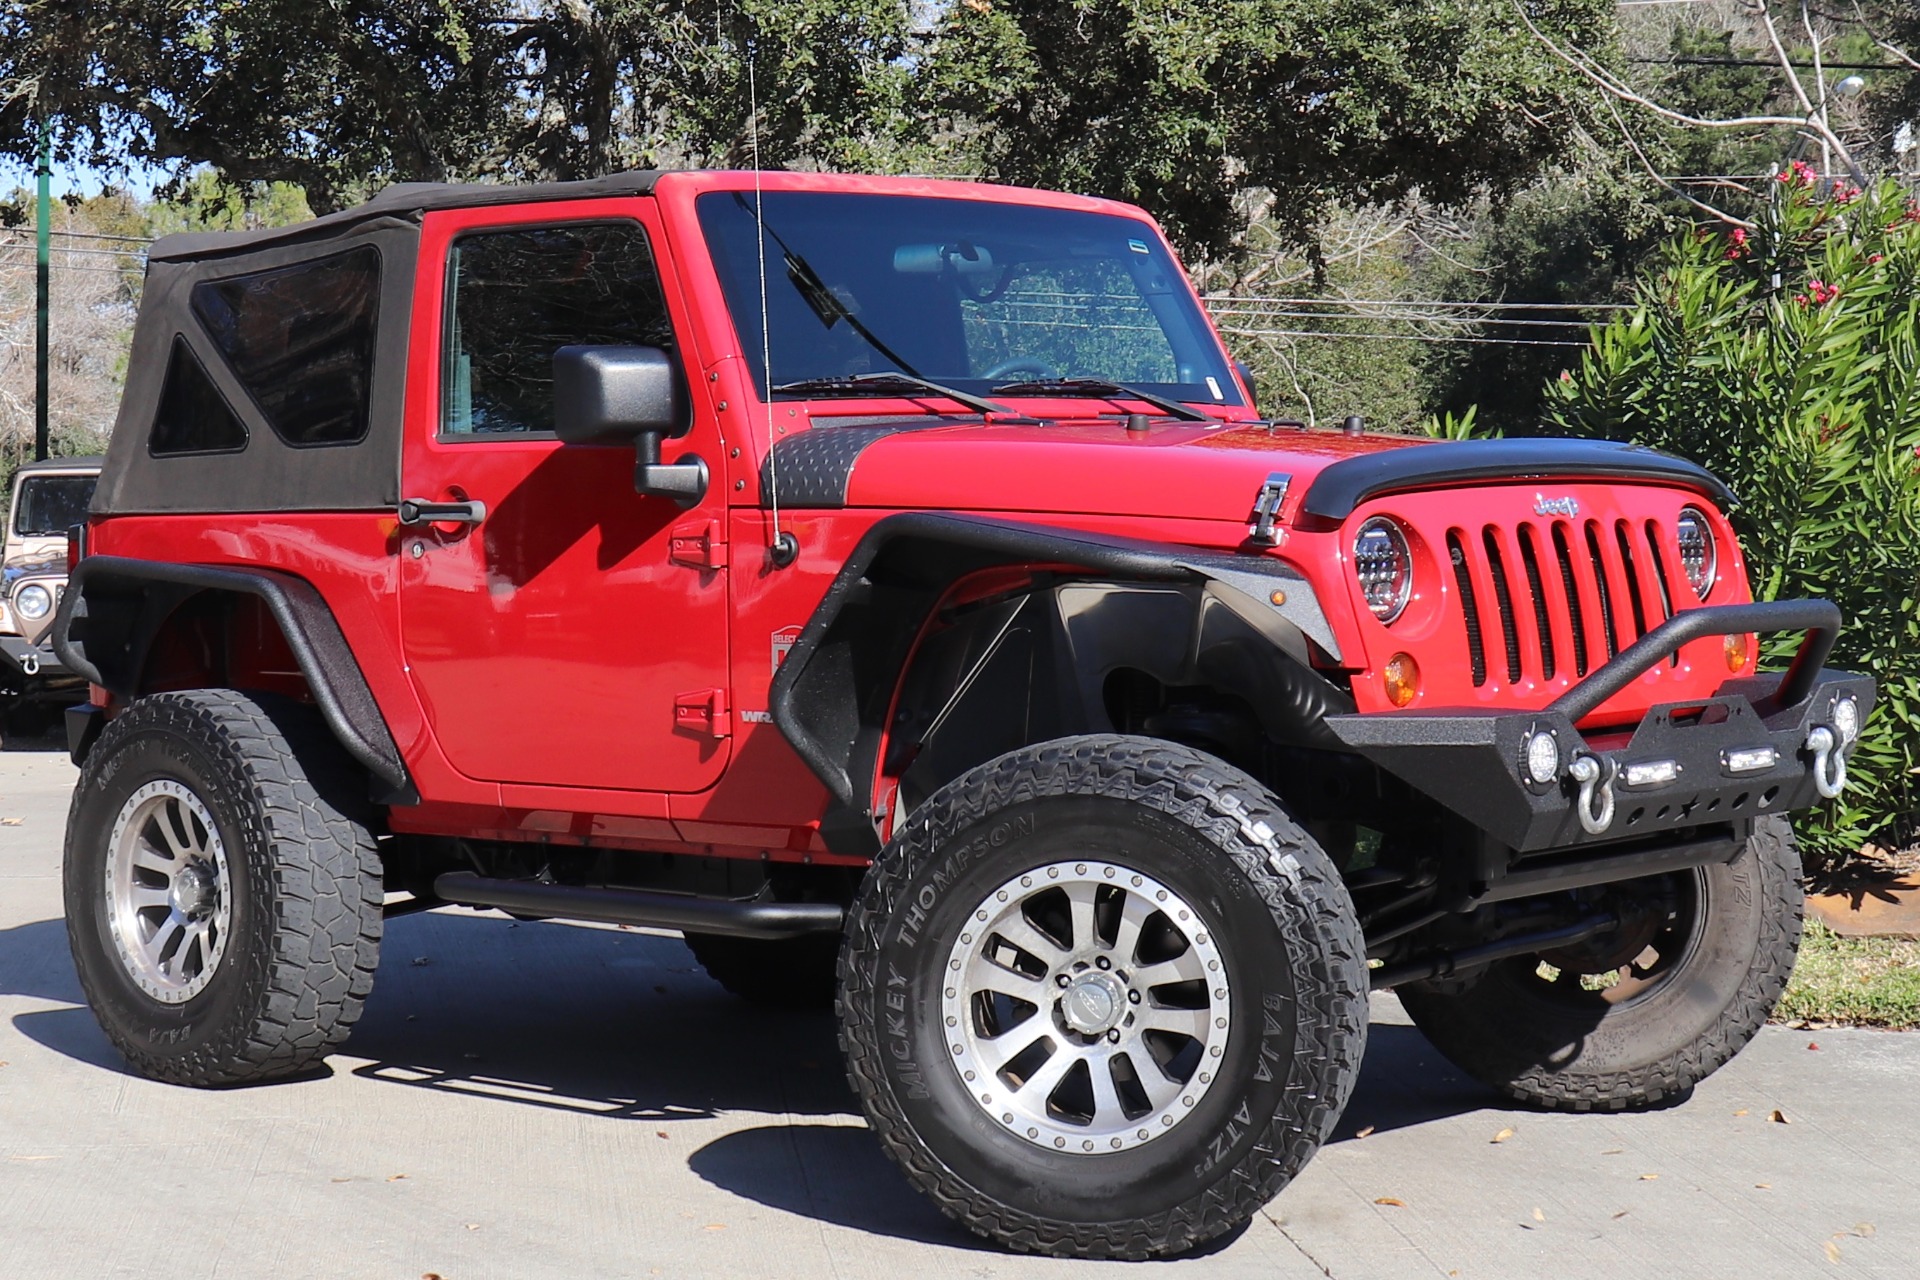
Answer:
[52,171,1871,1258]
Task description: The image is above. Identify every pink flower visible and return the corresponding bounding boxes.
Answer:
[1725,227,1751,259]
[1870,254,1885,266]
[1832,181,1861,205]
[1779,160,1819,188]
[1805,279,1840,306]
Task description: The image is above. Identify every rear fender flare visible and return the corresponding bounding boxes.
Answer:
[51,556,408,792]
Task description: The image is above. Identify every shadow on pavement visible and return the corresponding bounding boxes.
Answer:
[1329,1021,1504,1142]
[342,910,856,1124]
[6,903,1497,1249]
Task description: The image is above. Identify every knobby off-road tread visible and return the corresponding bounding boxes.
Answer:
[1400,816,1802,1114]
[66,689,383,1085]
[838,735,1368,1259]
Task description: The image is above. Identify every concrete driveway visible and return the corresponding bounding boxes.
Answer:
[3,741,1916,1279]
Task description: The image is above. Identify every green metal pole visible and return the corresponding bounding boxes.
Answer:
[34,120,51,462]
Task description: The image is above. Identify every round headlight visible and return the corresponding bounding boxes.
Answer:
[1675,507,1718,600]
[14,584,52,620]
[1353,517,1413,623]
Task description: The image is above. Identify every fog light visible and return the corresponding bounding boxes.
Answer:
[1383,653,1419,708]
[1832,696,1860,745]
[1523,729,1561,785]
[1723,746,1779,775]
[1622,759,1681,788]
[1724,632,1752,673]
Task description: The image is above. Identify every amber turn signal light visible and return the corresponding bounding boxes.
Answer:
[1724,632,1753,673]
[1383,652,1420,708]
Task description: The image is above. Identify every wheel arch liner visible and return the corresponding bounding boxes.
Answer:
[767,513,1348,836]
[50,556,408,791]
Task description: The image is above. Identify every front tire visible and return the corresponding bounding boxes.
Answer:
[1396,816,1802,1112]
[839,736,1367,1259]
[63,690,383,1086]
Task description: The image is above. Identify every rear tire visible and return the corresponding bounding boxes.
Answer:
[63,690,383,1086]
[1396,816,1802,1112]
[839,735,1367,1259]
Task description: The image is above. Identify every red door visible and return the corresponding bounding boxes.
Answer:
[397,200,731,793]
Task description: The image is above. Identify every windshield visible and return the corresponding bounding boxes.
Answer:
[696,192,1239,408]
[12,474,96,538]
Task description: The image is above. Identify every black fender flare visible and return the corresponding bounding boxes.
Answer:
[767,513,1350,848]
[51,556,409,793]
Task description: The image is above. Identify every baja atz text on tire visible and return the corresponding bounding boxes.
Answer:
[838,735,1367,1259]
[63,689,383,1086]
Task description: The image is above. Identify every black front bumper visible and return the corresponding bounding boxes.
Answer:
[0,634,73,687]
[1325,600,1874,853]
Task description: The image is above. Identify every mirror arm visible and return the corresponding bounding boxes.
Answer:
[633,432,709,508]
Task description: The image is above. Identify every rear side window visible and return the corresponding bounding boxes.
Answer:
[441,222,673,436]
[189,245,382,447]
[149,335,251,457]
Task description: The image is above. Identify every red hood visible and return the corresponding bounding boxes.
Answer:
[824,418,1431,521]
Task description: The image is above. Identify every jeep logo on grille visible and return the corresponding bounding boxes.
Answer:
[1534,495,1580,518]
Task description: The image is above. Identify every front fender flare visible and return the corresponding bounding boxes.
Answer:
[768,513,1346,828]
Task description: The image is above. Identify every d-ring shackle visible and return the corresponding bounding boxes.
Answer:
[1568,753,1617,835]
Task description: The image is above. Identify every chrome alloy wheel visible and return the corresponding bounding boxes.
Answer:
[103,780,233,1004]
[941,860,1232,1154]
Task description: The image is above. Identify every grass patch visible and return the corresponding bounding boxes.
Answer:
[1774,920,1920,1029]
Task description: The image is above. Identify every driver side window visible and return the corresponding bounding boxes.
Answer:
[441,221,673,436]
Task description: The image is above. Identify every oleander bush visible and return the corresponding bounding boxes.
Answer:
[1547,166,1920,870]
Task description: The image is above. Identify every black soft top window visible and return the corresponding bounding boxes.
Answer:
[12,473,96,536]
[190,245,382,447]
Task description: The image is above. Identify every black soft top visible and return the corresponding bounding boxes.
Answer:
[148,171,666,263]
[101,172,669,516]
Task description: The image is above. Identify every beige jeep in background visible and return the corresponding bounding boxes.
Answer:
[1,455,100,732]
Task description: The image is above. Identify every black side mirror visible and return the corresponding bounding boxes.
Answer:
[553,344,707,507]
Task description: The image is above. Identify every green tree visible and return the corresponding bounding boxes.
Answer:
[923,0,1618,258]
[1547,171,1920,865]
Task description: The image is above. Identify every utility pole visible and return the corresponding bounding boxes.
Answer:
[34,119,51,462]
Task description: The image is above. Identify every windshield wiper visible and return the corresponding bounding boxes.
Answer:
[771,372,1011,417]
[988,377,1211,422]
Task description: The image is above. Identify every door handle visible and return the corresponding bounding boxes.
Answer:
[399,498,487,526]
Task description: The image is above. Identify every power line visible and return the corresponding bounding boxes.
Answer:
[1217,325,1589,348]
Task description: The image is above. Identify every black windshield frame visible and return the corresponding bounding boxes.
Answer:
[696,192,1240,410]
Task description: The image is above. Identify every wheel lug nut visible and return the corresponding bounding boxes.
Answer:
[1128,989,1141,1004]
[1095,956,1111,970]
[1056,974,1071,987]
[1107,1029,1121,1043]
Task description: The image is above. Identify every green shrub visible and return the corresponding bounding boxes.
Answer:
[1547,168,1920,868]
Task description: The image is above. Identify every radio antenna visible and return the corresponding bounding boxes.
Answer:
[747,33,798,569]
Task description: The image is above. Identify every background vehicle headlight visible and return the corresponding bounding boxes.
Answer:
[1353,516,1413,623]
[14,584,52,620]
[1675,506,1717,599]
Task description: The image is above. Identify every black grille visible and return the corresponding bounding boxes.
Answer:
[1454,516,1682,688]
[1448,531,1487,688]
